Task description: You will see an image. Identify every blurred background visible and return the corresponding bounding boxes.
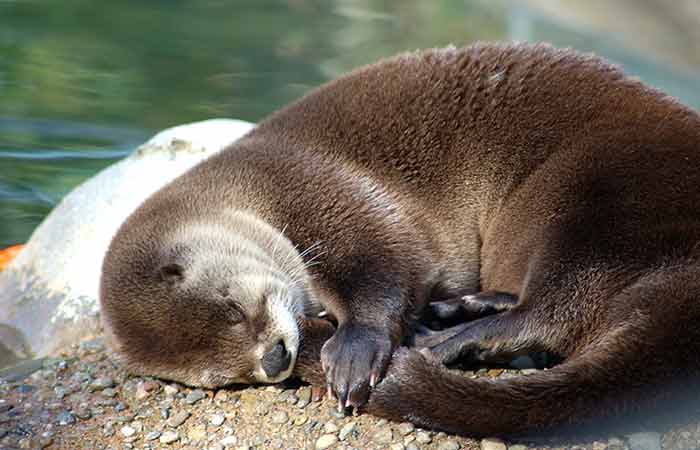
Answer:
[1,0,699,248]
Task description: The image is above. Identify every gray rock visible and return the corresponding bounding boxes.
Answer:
[339,421,357,441]
[120,425,136,437]
[372,426,394,445]
[159,430,180,444]
[145,430,161,441]
[185,389,207,404]
[315,434,338,450]
[166,410,191,428]
[56,410,75,425]
[90,377,115,390]
[627,432,662,450]
[481,437,506,450]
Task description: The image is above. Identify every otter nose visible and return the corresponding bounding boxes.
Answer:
[261,340,291,378]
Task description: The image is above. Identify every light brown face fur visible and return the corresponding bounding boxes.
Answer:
[101,211,320,388]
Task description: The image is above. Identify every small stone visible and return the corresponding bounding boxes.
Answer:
[57,410,76,425]
[297,387,311,408]
[164,384,179,396]
[166,410,191,428]
[372,427,394,445]
[270,410,288,424]
[391,444,406,450]
[146,430,162,441]
[220,435,238,446]
[91,377,115,390]
[416,431,432,444]
[187,423,207,441]
[53,386,69,399]
[406,444,421,450]
[294,414,308,426]
[102,388,118,398]
[481,437,506,450]
[75,407,92,420]
[316,434,338,450]
[121,425,136,437]
[439,440,461,450]
[324,421,339,433]
[210,414,225,426]
[339,421,357,441]
[160,407,170,419]
[209,444,225,450]
[627,432,662,450]
[330,407,345,419]
[508,445,528,450]
[286,394,299,404]
[398,422,415,436]
[185,389,207,404]
[114,401,126,411]
[160,430,180,444]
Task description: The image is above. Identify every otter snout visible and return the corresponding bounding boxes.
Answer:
[261,339,292,378]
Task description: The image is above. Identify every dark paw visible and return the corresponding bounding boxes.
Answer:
[321,323,393,410]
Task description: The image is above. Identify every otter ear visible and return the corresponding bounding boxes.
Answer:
[159,263,185,284]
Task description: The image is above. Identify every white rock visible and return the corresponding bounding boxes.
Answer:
[0,119,255,358]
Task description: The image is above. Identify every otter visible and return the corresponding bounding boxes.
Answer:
[100,42,700,435]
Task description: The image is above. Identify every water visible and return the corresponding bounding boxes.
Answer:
[1,0,699,248]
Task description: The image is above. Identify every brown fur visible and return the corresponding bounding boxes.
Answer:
[101,42,700,435]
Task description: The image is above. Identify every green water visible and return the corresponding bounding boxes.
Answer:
[1,0,699,248]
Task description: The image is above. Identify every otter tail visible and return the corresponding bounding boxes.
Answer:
[367,332,696,437]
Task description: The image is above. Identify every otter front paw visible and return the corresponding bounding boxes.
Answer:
[321,323,393,411]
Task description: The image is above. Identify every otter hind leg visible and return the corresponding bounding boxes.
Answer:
[425,291,519,326]
[415,309,540,366]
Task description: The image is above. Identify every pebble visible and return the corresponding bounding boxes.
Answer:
[209,444,225,450]
[220,435,238,446]
[481,437,507,450]
[188,423,207,440]
[293,414,308,426]
[372,426,394,444]
[91,376,115,390]
[391,444,406,450]
[56,410,76,425]
[324,421,339,433]
[270,410,288,424]
[339,421,357,440]
[297,388,311,408]
[166,410,191,427]
[159,430,180,444]
[406,444,421,450]
[210,413,226,426]
[315,434,338,449]
[121,425,136,437]
[74,407,92,420]
[101,387,118,397]
[627,432,662,450]
[145,430,162,441]
[416,431,432,444]
[163,384,179,396]
[438,440,461,450]
[398,422,415,435]
[53,386,69,399]
[185,389,207,404]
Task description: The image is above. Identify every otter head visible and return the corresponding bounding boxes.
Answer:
[100,210,318,388]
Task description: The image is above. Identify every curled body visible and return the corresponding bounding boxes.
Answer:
[100,42,700,435]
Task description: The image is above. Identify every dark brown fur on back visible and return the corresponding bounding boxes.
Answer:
[101,42,700,436]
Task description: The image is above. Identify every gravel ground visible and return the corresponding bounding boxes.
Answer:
[0,336,697,450]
